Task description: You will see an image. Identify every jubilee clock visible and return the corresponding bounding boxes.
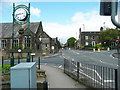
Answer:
[11,3,31,66]
[14,8,28,21]
[13,4,30,25]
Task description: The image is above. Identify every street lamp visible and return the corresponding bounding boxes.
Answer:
[39,37,42,55]
[18,49,21,64]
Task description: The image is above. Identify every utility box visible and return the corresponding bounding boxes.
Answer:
[10,62,37,88]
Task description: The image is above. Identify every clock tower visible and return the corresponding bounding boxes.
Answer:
[11,3,31,66]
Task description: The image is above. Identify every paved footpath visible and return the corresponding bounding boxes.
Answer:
[41,64,89,89]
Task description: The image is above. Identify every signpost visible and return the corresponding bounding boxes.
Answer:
[31,53,35,62]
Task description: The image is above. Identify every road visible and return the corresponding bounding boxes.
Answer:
[0,49,118,88]
[0,49,118,69]
[62,49,118,69]
[61,49,118,88]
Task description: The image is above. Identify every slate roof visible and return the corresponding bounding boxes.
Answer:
[0,22,41,38]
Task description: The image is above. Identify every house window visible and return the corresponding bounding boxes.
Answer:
[24,36,31,48]
[13,40,18,47]
[85,36,88,40]
[1,40,7,48]
[92,36,95,40]
[46,44,47,47]
[85,42,89,46]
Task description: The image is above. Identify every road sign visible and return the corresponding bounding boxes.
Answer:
[31,53,35,56]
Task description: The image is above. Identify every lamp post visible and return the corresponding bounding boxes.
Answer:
[39,37,42,55]
[18,49,21,64]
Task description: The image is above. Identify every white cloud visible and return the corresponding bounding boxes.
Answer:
[30,7,41,17]
[43,10,117,43]
[71,11,116,31]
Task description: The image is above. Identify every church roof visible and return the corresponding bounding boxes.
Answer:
[0,22,42,38]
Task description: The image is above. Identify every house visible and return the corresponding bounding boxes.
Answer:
[78,28,101,48]
[0,21,60,58]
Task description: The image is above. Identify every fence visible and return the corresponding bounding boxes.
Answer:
[64,58,118,90]
[1,56,41,73]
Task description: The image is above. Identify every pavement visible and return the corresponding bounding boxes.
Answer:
[40,64,89,89]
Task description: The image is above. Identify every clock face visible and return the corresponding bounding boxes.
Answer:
[14,8,27,21]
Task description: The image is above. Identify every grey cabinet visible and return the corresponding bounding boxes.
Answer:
[10,62,37,88]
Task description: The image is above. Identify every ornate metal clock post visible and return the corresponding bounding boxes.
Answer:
[11,3,31,66]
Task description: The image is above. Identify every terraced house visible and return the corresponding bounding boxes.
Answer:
[0,21,60,58]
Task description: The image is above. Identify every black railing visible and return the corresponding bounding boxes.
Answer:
[64,58,118,90]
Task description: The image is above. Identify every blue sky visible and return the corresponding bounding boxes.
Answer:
[1,2,99,23]
[0,1,117,43]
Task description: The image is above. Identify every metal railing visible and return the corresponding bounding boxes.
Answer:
[64,58,118,90]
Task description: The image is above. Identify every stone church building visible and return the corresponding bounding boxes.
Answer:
[0,21,60,58]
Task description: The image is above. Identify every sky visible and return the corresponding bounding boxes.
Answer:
[0,0,119,43]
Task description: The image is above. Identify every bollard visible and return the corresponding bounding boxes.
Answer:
[10,55,14,67]
[107,47,110,51]
[18,56,20,64]
[93,48,95,52]
[98,48,100,52]
[32,55,33,62]
[26,55,30,62]
[77,62,79,81]
[2,56,4,68]
[38,57,40,70]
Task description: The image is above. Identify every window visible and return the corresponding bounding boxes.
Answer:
[85,36,88,40]
[24,36,31,48]
[1,40,7,48]
[13,40,18,47]
[46,44,47,47]
[92,36,95,40]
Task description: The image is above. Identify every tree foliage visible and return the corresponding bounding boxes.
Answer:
[99,29,120,46]
[56,40,61,48]
[67,37,76,47]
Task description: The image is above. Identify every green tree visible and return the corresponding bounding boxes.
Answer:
[56,40,61,49]
[99,29,120,47]
[67,37,76,47]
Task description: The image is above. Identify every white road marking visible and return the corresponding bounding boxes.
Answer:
[104,80,115,83]
[58,65,62,68]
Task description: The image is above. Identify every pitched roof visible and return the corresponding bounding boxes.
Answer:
[0,22,41,38]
